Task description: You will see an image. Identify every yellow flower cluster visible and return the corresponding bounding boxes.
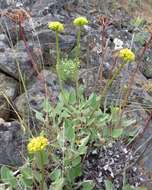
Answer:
[118,48,135,62]
[48,17,88,31]
[27,136,49,153]
[48,21,64,32]
[73,16,88,26]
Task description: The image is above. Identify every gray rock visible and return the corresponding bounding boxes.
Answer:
[34,29,75,52]
[0,46,37,80]
[132,118,152,173]
[0,0,12,8]
[0,119,25,166]
[31,0,78,16]
[15,70,60,123]
[0,72,18,120]
[0,34,9,50]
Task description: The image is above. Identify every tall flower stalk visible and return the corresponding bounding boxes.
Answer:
[100,48,135,103]
[73,16,89,101]
[48,21,64,93]
[75,29,81,100]
[55,31,64,92]
[90,48,135,117]
[100,60,128,102]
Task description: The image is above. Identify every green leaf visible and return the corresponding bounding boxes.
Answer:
[58,93,65,105]
[82,180,95,190]
[55,101,64,113]
[104,180,113,190]
[19,176,33,188]
[103,127,110,139]
[50,169,61,181]
[51,177,64,190]
[134,32,149,46]
[78,85,85,101]
[123,184,134,190]
[68,164,82,182]
[64,120,75,143]
[79,135,89,146]
[99,114,110,125]
[87,117,96,126]
[78,145,87,155]
[62,90,70,104]
[89,93,99,108]
[57,131,64,147]
[33,170,42,183]
[112,128,123,138]
[1,166,17,188]
[20,167,33,179]
[110,107,120,125]
[90,128,100,141]
[72,156,81,167]
[43,99,52,113]
[35,151,49,169]
[68,90,76,105]
[35,110,44,122]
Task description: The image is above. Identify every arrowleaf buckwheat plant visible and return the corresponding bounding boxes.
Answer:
[0,11,147,190]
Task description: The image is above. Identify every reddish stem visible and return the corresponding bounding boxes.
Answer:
[19,22,42,79]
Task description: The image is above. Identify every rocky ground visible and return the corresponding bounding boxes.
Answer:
[0,0,152,189]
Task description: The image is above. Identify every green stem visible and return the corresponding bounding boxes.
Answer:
[100,60,127,102]
[90,61,127,118]
[55,32,75,112]
[56,32,64,93]
[40,151,45,190]
[75,28,81,102]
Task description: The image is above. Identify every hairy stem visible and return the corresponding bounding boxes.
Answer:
[100,60,127,103]
[56,31,64,93]
[75,29,81,102]
[40,151,45,190]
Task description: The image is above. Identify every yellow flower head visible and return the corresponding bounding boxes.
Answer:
[27,136,49,154]
[48,21,64,32]
[118,48,135,62]
[73,16,88,26]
